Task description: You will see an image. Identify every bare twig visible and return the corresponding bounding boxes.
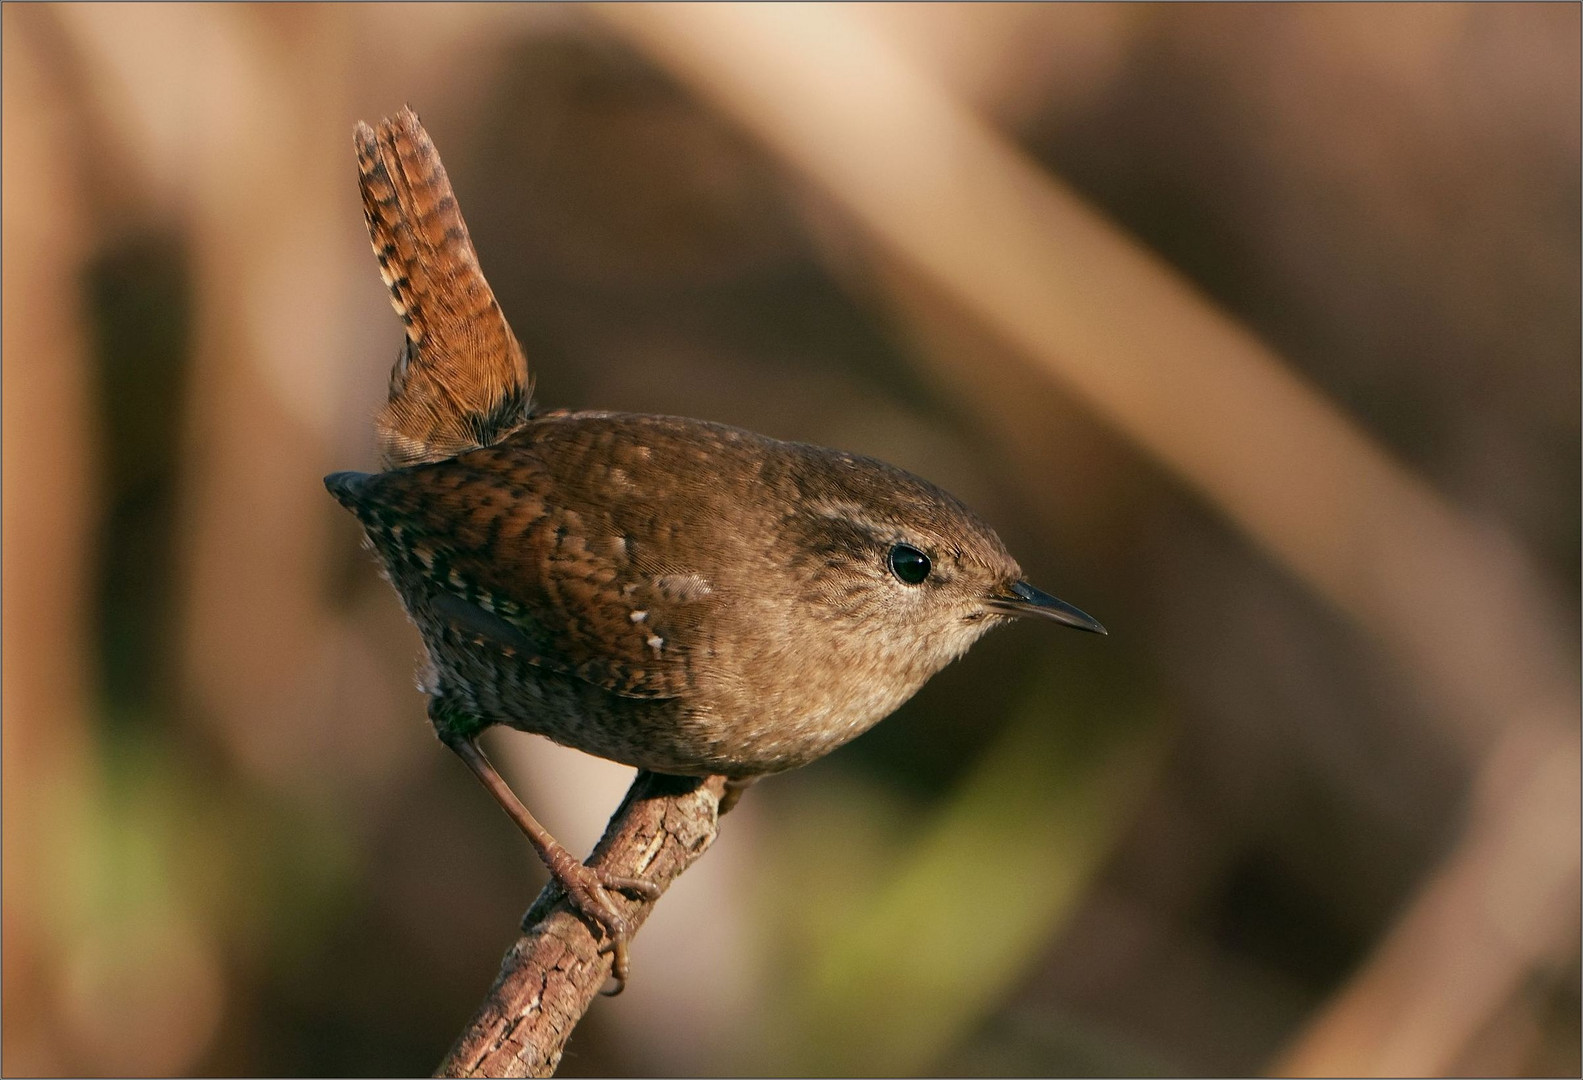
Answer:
[435,772,730,1079]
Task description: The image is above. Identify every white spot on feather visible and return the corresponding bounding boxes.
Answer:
[652,574,712,602]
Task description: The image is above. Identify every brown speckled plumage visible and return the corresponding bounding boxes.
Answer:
[328,109,1103,990]
[328,411,1036,777]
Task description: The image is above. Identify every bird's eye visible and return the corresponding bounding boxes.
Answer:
[887,543,931,585]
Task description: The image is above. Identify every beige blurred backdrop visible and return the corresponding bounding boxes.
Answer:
[4,4,1578,1076]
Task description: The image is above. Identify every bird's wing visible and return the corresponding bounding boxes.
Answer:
[336,452,714,700]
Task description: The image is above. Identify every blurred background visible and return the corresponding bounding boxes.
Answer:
[4,3,1579,1076]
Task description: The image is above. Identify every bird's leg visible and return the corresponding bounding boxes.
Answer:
[439,731,660,994]
[718,775,758,816]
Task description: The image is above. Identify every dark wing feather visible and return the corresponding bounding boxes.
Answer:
[341,440,712,700]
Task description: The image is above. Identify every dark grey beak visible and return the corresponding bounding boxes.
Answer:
[986,580,1107,634]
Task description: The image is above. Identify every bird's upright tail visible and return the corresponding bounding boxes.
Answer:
[354,107,532,469]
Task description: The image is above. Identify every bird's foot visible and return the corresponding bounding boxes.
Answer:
[550,859,660,996]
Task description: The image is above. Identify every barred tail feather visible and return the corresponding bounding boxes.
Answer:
[354,106,532,468]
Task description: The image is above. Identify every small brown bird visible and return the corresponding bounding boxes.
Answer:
[328,108,1103,990]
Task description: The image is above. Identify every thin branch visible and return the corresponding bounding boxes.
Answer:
[434,772,731,1079]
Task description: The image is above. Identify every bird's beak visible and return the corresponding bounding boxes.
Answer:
[985,580,1107,634]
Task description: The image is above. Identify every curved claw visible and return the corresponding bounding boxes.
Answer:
[601,873,661,902]
[556,863,658,996]
[599,937,631,997]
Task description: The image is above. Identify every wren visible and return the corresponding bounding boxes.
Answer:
[327,109,1104,990]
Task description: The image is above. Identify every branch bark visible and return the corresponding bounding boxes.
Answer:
[435,771,730,1079]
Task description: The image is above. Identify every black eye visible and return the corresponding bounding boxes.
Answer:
[888,543,931,585]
